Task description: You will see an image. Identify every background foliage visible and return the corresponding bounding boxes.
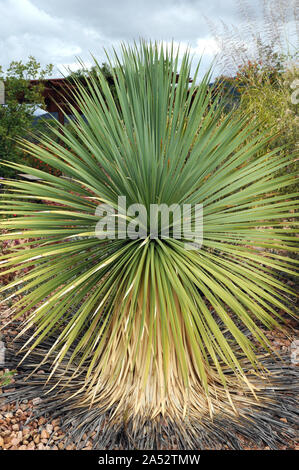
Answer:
[0,56,55,179]
[209,0,299,191]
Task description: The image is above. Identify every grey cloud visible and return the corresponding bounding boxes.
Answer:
[29,0,239,40]
[0,0,261,76]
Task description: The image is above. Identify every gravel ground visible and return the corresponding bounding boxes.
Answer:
[0,301,298,451]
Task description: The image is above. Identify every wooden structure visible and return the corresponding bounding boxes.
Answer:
[27,71,193,126]
[29,78,81,125]
[29,72,192,125]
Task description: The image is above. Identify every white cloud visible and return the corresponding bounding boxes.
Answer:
[1,0,292,80]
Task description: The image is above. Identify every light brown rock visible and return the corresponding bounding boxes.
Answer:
[11,437,22,446]
[40,429,49,439]
[32,397,42,405]
[46,424,53,434]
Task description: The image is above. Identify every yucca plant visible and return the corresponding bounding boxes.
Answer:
[0,42,298,449]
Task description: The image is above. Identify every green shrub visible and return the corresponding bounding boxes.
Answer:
[0,43,297,426]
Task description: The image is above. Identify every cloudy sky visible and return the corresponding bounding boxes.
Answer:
[0,0,294,78]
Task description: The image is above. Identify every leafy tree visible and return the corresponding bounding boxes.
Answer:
[0,56,54,178]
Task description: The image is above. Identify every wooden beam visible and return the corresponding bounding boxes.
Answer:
[57,110,64,126]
